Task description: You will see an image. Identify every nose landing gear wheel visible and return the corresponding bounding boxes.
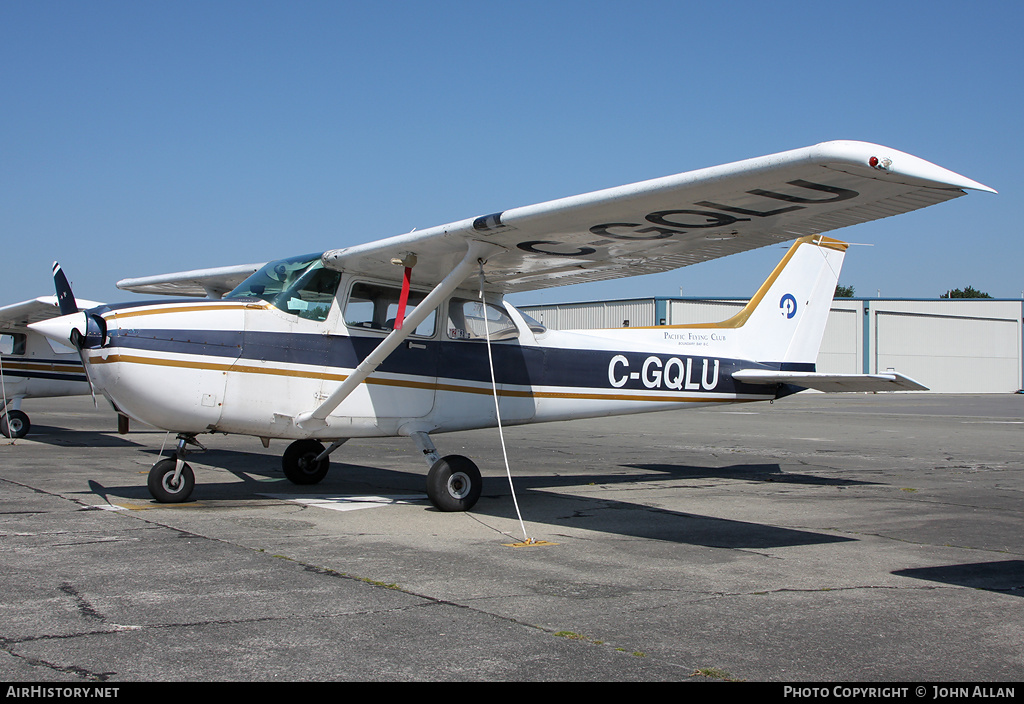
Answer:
[148,458,195,503]
[0,410,30,439]
[426,455,482,512]
[282,439,330,485]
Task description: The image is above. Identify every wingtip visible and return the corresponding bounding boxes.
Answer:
[811,140,996,194]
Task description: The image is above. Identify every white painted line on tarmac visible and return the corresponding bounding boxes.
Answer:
[259,494,427,512]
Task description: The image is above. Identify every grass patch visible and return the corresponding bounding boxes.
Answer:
[553,631,604,645]
[690,667,743,682]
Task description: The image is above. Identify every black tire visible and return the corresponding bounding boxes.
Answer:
[148,458,195,503]
[426,455,482,512]
[0,410,30,439]
[282,439,330,485]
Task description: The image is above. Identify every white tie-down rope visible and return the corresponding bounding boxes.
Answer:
[478,262,532,544]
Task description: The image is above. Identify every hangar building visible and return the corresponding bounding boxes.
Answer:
[519,298,1024,394]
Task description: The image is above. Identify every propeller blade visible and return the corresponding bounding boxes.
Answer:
[79,350,98,408]
[52,262,79,316]
[47,262,98,406]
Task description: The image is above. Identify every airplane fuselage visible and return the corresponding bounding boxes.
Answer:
[82,289,780,442]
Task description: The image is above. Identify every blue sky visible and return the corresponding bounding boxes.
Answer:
[3,1,1021,308]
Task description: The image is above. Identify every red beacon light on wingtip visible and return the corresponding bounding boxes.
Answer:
[868,155,892,171]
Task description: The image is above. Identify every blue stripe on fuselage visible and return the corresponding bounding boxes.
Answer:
[1,370,89,383]
[103,328,806,395]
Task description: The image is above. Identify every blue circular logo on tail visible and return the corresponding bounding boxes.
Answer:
[780,293,798,319]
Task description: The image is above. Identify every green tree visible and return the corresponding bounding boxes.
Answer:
[940,286,992,299]
[834,284,855,298]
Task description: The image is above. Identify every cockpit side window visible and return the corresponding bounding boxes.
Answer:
[344,282,436,337]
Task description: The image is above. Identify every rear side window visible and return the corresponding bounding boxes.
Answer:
[446,299,519,341]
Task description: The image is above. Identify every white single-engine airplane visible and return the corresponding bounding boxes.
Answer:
[0,296,105,438]
[30,141,994,509]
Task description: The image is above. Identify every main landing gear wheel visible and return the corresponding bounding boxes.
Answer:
[147,458,195,503]
[426,455,482,512]
[0,410,30,439]
[282,439,330,485]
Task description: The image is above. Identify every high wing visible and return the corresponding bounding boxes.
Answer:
[111,141,993,295]
[117,263,264,298]
[0,296,103,331]
[324,140,994,291]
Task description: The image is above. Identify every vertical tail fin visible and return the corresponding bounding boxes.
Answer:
[717,235,847,366]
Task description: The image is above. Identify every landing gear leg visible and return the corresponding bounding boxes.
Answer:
[409,431,482,512]
[147,434,202,503]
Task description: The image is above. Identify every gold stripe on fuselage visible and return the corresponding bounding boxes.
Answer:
[104,301,267,322]
[1,360,86,373]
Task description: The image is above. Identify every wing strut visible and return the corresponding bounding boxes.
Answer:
[294,240,502,433]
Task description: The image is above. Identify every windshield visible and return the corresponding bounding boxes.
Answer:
[227,252,341,321]
[228,253,324,302]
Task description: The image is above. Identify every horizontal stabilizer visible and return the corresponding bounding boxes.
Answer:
[732,369,928,392]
